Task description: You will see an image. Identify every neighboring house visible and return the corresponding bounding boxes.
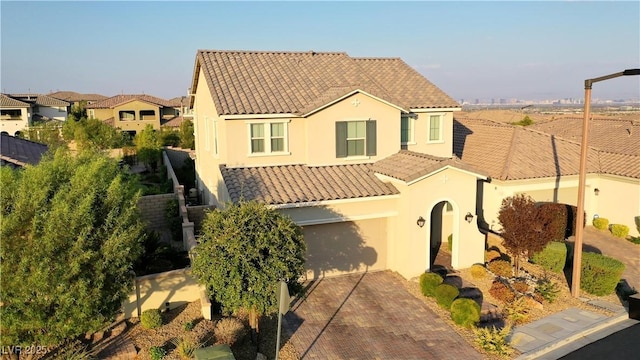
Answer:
[48,91,108,112]
[85,94,178,135]
[0,132,48,168]
[189,50,487,280]
[1,94,31,136]
[5,94,69,122]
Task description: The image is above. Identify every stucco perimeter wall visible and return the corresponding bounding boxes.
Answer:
[594,175,640,236]
[390,167,485,279]
[122,268,201,318]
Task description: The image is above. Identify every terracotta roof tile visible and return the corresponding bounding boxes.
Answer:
[0,94,30,107]
[86,94,174,109]
[195,50,459,116]
[4,94,69,107]
[161,116,185,128]
[372,150,488,183]
[0,133,48,167]
[220,163,399,205]
[48,91,108,103]
[598,151,640,178]
[531,117,640,156]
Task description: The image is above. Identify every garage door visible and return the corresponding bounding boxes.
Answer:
[303,218,387,279]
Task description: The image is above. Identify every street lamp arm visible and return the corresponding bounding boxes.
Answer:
[585,68,640,89]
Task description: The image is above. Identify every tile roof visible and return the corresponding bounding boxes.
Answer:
[161,116,185,128]
[0,133,48,168]
[598,151,640,179]
[3,94,69,107]
[372,150,488,183]
[168,96,190,108]
[454,117,606,180]
[220,163,399,205]
[193,50,459,116]
[0,94,30,107]
[48,91,108,102]
[86,94,175,109]
[531,117,640,156]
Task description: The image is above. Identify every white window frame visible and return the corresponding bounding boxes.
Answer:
[213,119,219,156]
[427,114,444,143]
[204,116,210,151]
[246,119,290,156]
[88,109,95,119]
[346,120,367,157]
[401,114,416,145]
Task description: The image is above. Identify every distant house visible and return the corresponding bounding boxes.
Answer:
[1,94,31,136]
[48,91,108,111]
[85,94,178,135]
[5,94,69,122]
[0,132,48,168]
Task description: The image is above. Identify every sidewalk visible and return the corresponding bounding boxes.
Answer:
[512,300,636,359]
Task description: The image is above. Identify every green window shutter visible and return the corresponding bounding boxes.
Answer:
[336,121,347,158]
[366,120,377,156]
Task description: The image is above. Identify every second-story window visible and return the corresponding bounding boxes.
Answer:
[428,115,443,142]
[336,120,377,158]
[401,115,415,144]
[119,110,135,121]
[249,121,288,154]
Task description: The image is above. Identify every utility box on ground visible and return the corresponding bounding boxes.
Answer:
[194,344,235,360]
[629,293,640,320]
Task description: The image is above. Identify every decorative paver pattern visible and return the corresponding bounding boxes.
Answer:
[283,271,481,359]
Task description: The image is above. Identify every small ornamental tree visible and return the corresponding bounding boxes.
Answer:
[498,194,556,275]
[179,119,195,149]
[191,201,306,333]
[0,149,145,347]
[134,124,162,172]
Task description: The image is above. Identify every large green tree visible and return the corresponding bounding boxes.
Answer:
[134,124,162,172]
[179,119,195,149]
[191,201,306,332]
[498,194,557,276]
[0,149,145,347]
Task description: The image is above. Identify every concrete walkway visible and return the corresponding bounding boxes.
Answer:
[283,271,481,359]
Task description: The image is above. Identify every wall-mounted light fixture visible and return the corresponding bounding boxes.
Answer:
[594,188,600,196]
[416,216,425,228]
[465,212,474,223]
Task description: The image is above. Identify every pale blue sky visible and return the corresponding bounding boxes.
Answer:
[2,1,639,101]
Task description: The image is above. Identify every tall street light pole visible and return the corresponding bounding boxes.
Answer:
[571,68,640,298]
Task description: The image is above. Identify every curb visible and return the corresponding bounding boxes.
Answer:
[516,311,629,360]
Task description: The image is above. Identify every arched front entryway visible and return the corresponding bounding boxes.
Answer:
[429,200,457,271]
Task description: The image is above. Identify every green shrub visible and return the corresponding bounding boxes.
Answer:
[610,224,629,238]
[473,324,513,356]
[447,233,453,251]
[488,259,512,278]
[141,309,163,330]
[450,298,481,328]
[435,284,460,310]
[215,317,247,346]
[470,264,487,279]
[580,252,625,296]
[419,272,443,297]
[503,297,530,324]
[530,241,567,273]
[149,346,166,360]
[627,236,640,245]
[593,217,609,230]
[184,320,195,332]
[172,336,201,360]
[511,115,534,126]
[535,277,560,303]
[489,280,516,303]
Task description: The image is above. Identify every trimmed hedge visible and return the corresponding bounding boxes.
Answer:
[593,217,609,230]
[420,272,443,297]
[530,241,567,273]
[580,252,625,296]
[141,309,163,329]
[610,224,629,238]
[451,298,481,328]
[435,283,460,310]
[470,264,487,279]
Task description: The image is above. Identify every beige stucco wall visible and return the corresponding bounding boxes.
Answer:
[593,175,640,236]
[122,268,201,318]
[387,167,485,279]
[1,107,30,135]
[405,111,454,158]
[113,101,161,132]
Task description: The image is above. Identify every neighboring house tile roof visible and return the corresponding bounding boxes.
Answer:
[372,150,488,183]
[598,151,640,179]
[531,118,640,156]
[161,116,185,128]
[193,50,459,116]
[0,94,30,107]
[168,96,190,108]
[0,133,48,168]
[220,163,399,205]
[86,94,175,109]
[454,118,601,180]
[48,91,108,103]
[5,94,69,107]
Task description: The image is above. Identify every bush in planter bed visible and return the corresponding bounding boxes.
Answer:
[580,252,625,296]
[530,241,567,273]
[488,259,512,278]
[435,283,460,310]
[141,309,163,329]
[420,272,443,297]
[450,298,481,328]
[592,217,609,230]
[489,280,516,303]
[610,224,629,238]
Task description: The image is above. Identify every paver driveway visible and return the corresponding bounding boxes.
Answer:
[283,271,481,360]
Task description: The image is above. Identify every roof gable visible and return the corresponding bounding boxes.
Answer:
[192,50,460,116]
[0,94,30,108]
[86,94,174,109]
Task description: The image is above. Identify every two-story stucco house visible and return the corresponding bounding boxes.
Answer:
[1,94,32,136]
[189,50,492,280]
[86,94,179,135]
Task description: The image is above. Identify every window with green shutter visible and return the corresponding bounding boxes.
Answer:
[336,120,376,158]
